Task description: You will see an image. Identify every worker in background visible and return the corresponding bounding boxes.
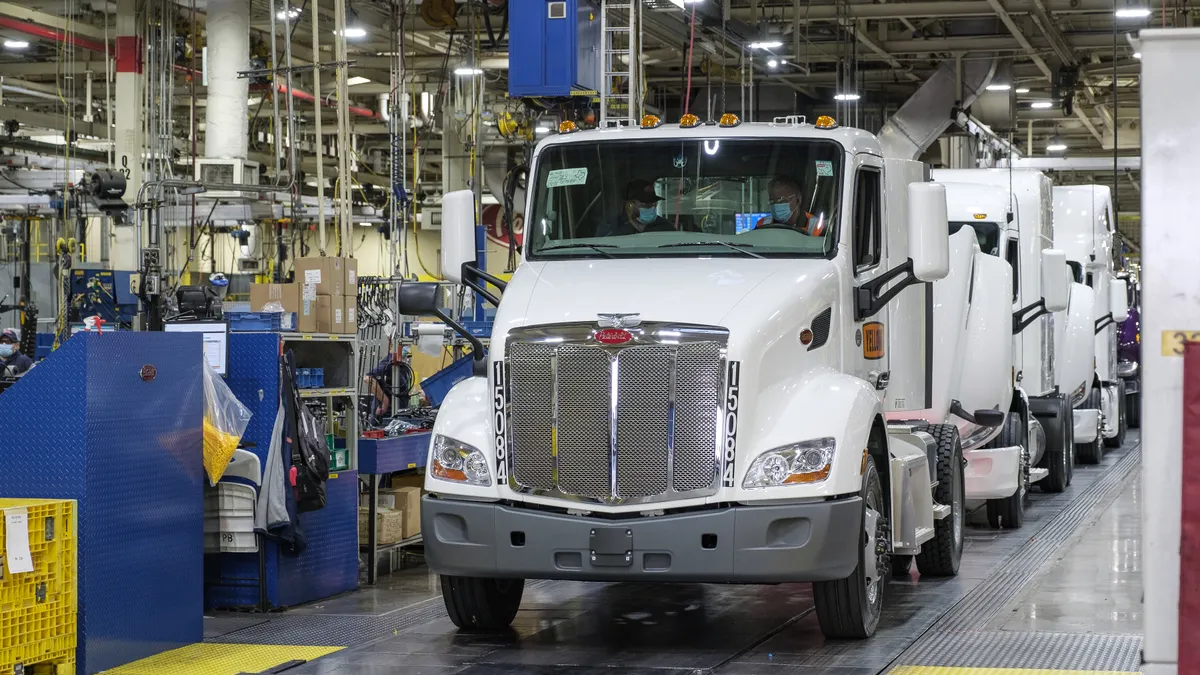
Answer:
[0,329,33,375]
[596,179,675,237]
[757,176,826,236]
[365,354,396,419]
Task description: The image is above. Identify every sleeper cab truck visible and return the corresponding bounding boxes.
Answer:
[403,116,969,641]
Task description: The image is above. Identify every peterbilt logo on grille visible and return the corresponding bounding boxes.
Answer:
[597,313,642,329]
[595,328,633,345]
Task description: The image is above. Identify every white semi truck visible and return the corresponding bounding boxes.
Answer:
[1052,185,1131,462]
[933,169,1078,521]
[931,177,1071,528]
[406,115,1058,640]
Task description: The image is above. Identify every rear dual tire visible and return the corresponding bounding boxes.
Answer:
[1036,394,1073,493]
[914,424,964,577]
[986,412,1027,529]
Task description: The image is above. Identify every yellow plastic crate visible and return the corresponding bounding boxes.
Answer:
[0,499,77,675]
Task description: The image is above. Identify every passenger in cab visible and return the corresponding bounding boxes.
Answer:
[596,179,675,237]
[757,176,827,235]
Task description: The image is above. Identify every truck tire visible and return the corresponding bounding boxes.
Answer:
[1036,394,1073,493]
[440,575,525,631]
[1126,384,1140,429]
[986,412,1027,529]
[814,455,886,639]
[914,424,964,577]
[1104,380,1127,448]
[1077,386,1103,464]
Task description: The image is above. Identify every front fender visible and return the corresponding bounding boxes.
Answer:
[735,370,883,500]
[424,376,502,500]
[1055,282,1097,404]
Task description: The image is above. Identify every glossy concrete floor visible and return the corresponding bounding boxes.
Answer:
[206,434,1144,675]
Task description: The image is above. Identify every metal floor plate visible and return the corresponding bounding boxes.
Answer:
[210,436,1143,675]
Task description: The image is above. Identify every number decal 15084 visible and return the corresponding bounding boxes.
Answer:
[493,360,508,482]
[722,361,741,488]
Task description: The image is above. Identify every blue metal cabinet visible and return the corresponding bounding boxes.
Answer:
[509,0,600,97]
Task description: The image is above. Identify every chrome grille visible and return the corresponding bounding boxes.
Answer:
[616,346,672,497]
[507,342,555,490]
[673,342,721,491]
[504,323,727,504]
[556,346,613,497]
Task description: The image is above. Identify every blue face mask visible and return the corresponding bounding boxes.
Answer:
[637,207,658,225]
[772,202,795,223]
[0,344,14,358]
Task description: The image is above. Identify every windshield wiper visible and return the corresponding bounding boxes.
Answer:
[537,243,617,258]
[656,241,764,259]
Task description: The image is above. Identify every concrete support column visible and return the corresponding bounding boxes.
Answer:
[204,0,250,160]
[111,0,142,271]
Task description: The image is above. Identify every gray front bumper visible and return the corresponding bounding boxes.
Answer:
[421,495,862,583]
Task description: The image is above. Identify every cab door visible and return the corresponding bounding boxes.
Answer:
[845,155,890,394]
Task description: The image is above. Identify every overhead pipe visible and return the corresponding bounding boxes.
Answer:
[0,16,106,52]
[274,83,379,120]
[310,0,327,254]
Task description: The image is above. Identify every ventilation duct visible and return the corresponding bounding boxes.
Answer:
[878,59,997,160]
[204,0,250,160]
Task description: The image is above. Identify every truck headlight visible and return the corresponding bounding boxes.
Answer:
[1070,382,1087,407]
[1117,361,1138,378]
[743,438,836,488]
[431,435,492,486]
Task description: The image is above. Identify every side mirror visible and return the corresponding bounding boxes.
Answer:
[1110,279,1129,322]
[441,189,477,284]
[1041,249,1070,313]
[907,182,950,282]
[397,282,440,316]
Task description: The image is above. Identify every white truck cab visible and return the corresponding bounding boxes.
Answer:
[406,116,977,640]
[1052,185,1131,461]
[933,169,1075,526]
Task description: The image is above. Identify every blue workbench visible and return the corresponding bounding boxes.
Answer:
[0,332,205,674]
[359,432,430,584]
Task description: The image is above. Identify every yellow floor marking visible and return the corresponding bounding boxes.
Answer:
[101,643,342,675]
[897,662,1137,667]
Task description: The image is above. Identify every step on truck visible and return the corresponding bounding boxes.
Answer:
[1052,185,1131,462]
[405,114,978,640]
[925,177,1070,529]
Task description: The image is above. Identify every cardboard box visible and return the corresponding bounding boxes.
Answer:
[395,487,421,537]
[298,291,317,332]
[316,294,345,334]
[345,304,358,335]
[249,283,300,312]
[344,258,359,296]
[390,473,425,489]
[295,257,347,296]
[358,507,404,545]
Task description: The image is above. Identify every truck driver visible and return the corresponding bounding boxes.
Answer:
[757,175,827,236]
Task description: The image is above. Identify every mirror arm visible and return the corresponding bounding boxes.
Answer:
[1095,313,1115,334]
[855,259,918,321]
[466,263,508,292]
[430,306,488,362]
[1013,299,1048,334]
[460,263,503,307]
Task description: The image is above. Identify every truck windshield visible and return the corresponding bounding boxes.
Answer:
[526,139,843,259]
[949,221,1001,256]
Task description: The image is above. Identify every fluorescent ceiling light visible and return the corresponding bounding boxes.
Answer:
[346,76,371,86]
[1046,142,1068,152]
[1031,100,1054,109]
[985,83,1011,91]
[277,7,301,20]
[767,59,778,68]
[535,126,551,134]
[3,40,29,49]
[1015,87,1030,94]
[834,92,861,101]
[748,41,783,49]
[453,67,483,76]
[669,0,702,6]
[1133,51,1142,59]
[1114,7,1151,18]
[334,27,367,38]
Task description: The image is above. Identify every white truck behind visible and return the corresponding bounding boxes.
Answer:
[407,114,996,640]
[932,169,1077,520]
[1052,185,1131,462]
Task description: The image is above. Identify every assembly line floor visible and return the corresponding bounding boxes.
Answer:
[201,434,1144,675]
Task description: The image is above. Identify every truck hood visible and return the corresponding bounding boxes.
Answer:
[498,258,814,331]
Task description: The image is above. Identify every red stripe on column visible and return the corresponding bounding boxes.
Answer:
[1181,341,1200,673]
[115,36,143,74]
[0,16,106,53]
